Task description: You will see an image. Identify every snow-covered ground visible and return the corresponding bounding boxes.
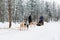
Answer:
[0,21,60,40]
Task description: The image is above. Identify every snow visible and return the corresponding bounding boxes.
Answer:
[0,21,60,40]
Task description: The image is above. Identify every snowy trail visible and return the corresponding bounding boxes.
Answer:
[0,21,60,40]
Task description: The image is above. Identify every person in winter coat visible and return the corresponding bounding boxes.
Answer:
[39,16,44,25]
[28,15,32,25]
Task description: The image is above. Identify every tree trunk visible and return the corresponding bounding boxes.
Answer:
[8,0,12,28]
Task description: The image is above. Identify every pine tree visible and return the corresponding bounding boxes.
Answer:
[0,0,4,22]
[26,0,40,21]
[45,1,52,21]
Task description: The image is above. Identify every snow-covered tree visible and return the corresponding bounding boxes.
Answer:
[26,0,40,21]
[16,0,24,22]
[45,1,52,21]
[0,0,5,22]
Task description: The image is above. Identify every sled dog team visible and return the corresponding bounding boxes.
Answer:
[20,15,44,30]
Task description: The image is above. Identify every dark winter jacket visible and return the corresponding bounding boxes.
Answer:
[28,15,32,23]
[39,16,44,21]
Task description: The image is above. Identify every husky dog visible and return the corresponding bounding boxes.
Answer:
[20,21,27,31]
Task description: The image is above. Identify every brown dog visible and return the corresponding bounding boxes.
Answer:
[29,22,37,27]
[20,21,27,31]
